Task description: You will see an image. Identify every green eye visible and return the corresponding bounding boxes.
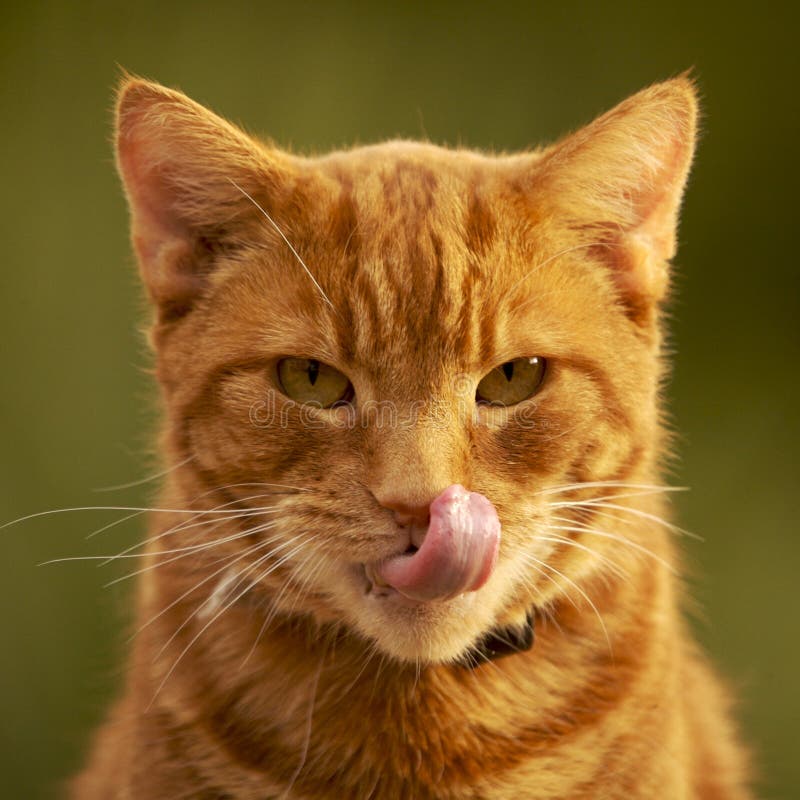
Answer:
[476,357,546,406]
[277,358,353,408]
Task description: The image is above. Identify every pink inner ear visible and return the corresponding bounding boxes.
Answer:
[117,118,207,313]
[118,126,185,256]
[116,81,229,313]
[126,188,198,312]
[115,79,298,315]
[533,79,697,315]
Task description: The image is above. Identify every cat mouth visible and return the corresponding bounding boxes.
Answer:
[361,484,501,604]
[363,561,426,606]
[362,551,423,599]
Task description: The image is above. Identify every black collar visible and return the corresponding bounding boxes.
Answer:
[460,609,536,668]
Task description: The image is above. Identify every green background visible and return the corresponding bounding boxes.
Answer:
[1,2,797,797]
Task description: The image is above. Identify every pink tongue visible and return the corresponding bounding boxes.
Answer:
[375,484,501,602]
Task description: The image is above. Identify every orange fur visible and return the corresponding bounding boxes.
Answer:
[71,77,750,798]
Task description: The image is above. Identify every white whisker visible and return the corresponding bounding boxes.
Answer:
[523,554,612,655]
[82,484,300,542]
[1,504,279,531]
[103,522,282,589]
[151,536,311,680]
[40,521,279,566]
[536,534,627,580]
[548,524,676,574]
[535,481,685,497]
[507,242,608,297]
[92,455,196,493]
[547,487,683,510]
[150,535,311,706]
[85,510,144,540]
[230,179,336,312]
[562,501,701,540]
[130,537,276,638]
[98,501,283,564]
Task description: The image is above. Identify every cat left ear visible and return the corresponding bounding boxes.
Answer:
[115,76,295,321]
[535,76,698,321]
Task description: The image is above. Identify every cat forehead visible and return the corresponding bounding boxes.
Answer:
[226,144,568,383]
[298,140,544,279]
[312,140,536,214]
[291,145,536,341]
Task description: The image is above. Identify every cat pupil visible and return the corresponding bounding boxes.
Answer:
[502,362,514,382]
[307,360,320,386]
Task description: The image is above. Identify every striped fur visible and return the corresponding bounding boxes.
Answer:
[71,77,750,798]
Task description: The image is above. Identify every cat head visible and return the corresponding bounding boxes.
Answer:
[116,76,697,664]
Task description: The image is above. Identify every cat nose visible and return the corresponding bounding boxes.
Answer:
[374,494,431,528]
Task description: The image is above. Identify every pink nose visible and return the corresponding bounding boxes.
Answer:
[381,497,431,528]
[374,494,432,528]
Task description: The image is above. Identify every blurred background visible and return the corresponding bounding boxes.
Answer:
[1,1,797,797]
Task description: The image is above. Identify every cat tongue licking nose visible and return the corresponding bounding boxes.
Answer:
[374,484,500,602]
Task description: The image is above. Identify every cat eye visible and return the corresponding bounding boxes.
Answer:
[276,358,353,408]
[476,357,546,406]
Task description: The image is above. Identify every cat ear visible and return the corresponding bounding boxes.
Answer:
[535,77,698,320]
[115,77,294,319]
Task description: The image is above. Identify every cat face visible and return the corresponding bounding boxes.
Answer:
[116,78,696,663]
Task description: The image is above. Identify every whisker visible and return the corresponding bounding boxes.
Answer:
[154,534,310,661]
[229,179,336,313]
[92,455,196,492]
[104,522,282,589]
[255,549,316,643]
[102,512,252,555]
[550,511,635,530]
[242,551,316,666]
[536,534,627,580]
[547,487,684,510]
[557,501,701,540]
[537,481,686,497]
[98,501,283,564]
[40,521,280,566]
[82,484,300,542]
[190,481,312,495]
[523,554,612,655]
[507,242,609,297]
[150,536,311,706]
[548,524,676,573]
[85,510,143,540]
[255,549,327,652]
[517,562,580,613]
[533,481,689,497]
[369,652,389,703]
[4,481,309,533]
[339,640,380,697]
[130,536,279,638]
[2,504,282,531]
[152,551,275,666]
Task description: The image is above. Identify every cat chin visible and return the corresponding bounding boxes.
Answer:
[287,557,525,664]
[350,582,505,664]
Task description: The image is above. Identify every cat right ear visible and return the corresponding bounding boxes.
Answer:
[115,77,293,320]
[532,77,698,323]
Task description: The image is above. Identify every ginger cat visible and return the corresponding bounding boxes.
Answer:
[71,76,750,799]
